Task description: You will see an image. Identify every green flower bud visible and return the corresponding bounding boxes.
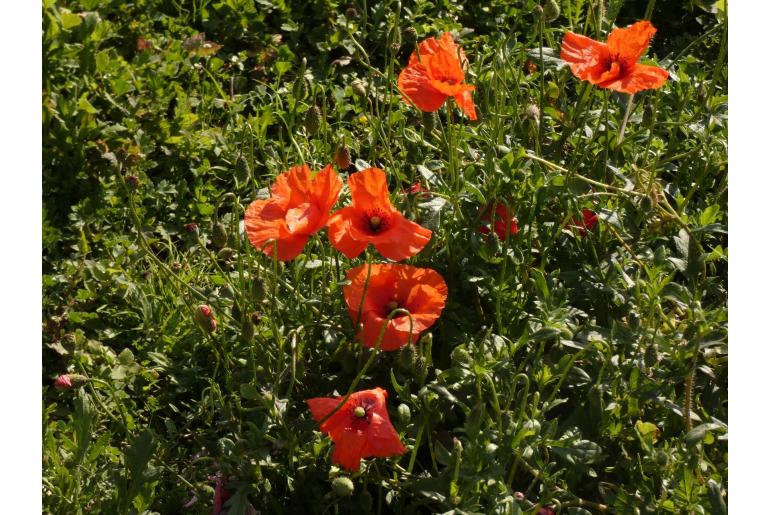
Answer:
[212,222,228,249]
[359,490,373,512]
[543,0,560,22]
[351,79,368,98]
[235,155,250,184]
[334,145,351,170]
[332,476,355,497]
[304,105,322,134]
[397,403,411,425]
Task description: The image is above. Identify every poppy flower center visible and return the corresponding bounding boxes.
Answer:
[385,300,399,312]
[353,406,366,418]
[362,208,391,234]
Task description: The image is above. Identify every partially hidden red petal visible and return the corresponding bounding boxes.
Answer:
[453,89,477,120]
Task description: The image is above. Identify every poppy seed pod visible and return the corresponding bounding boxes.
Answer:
[212,222,228,249]
[332,477,355,497]
[543,0,560,22]
[217,247,235,261]
[334,145,352,170]
[304,105,322,134]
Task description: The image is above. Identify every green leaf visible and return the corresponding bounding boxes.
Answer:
[550,440,602,465]
[60,12,82,30]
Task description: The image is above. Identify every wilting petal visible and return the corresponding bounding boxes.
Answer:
[398,63,449,113]
[607,20,656,65]
[374,214,432,262]
[602,63,668,94]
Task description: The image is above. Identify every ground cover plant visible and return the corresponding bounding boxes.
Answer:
[43,0,727,513]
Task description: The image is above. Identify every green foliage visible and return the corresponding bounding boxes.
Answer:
[43,0,727,513]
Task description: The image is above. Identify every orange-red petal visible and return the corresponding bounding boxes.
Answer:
[308,164,343,223]
[344,264,448,351]
[327,206,370,259]
[607,20,656,65]
[453,89,477,120]
[372,213,432,262]
[560,32,609,80]
[348,168,393,211]
[601,63,668,94]
[398,63,448,113]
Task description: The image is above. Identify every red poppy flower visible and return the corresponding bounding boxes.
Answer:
[397,32,477,120]
[306,387,406,471]
[327,168,432,261]
[560,21,668,94]
[479,203,519,240]
[344,263,448,351]
[244,164,342,261]
[567,208,598,237]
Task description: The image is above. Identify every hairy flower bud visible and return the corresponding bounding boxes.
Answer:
[54,374,72,390]
[54,374,88,390]
[397,403,411,425]
[543,0,560,22]
[351,79,368,98]
[304,105,322,134]
[334,145,352,170]
[331,476,355,496]
[212,222,228,249]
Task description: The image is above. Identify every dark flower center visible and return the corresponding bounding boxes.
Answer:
[350,401,373,431]
[362,208,391,234]
[602,53,628,75]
